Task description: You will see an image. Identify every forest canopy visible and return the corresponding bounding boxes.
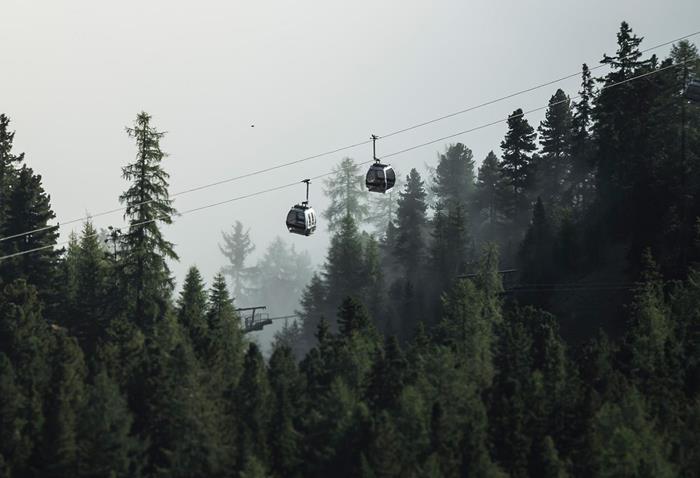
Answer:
[1,22,700,477]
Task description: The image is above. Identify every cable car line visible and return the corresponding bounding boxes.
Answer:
[2,28,696,245]
[0,56,693,260]
[380,59,690,160]
[376,29,700,140]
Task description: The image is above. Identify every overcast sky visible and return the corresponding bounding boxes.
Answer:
[3,1,699,335]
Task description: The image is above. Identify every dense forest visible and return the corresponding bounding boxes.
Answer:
[1,22,700,477]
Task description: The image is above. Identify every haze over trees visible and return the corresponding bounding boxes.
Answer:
[1,22,700,477]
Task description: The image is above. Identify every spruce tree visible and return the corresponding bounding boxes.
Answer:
[499,108,537,228]
[537,89,573,205]
[42,332,87,478]
[475,151,505,242]
[568,64,596,209]
[118,112,178,328]
[0,114,25,244]
[78,369,141,478]
[176,266,209,358]
[323,157,369,231]
[0,165,59,302]
[323,216,366,322]
[394,168,428,282]
[0,353,27,475]
[219,220,255,300]
[431,142,475,210]
[297,272,327,349]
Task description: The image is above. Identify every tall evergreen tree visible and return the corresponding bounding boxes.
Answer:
[0,114,25,243]
[78,369,142,478]
[176,266,209,358]
[323,216,366,324]
[394,168,428,282]
[499,108,537,228]
[118,112,178,328]
[537,89,573,205]
[568,64,596,209]
[432,143,475,210]
[0,165,59,302]
[219,220,255,300]
[323,157,369,231]
[475,151,505,243]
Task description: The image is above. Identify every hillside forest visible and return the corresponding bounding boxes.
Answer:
[1,22,700,477]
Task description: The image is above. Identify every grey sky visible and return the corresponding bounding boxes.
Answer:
[3,0,699,323]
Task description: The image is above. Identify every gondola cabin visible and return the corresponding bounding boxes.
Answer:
[686,79,700,103]
[366,163,396,193]
[286,204,316,236]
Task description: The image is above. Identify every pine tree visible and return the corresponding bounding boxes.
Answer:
[337,296,372,338]
[0,114,25,244]
[323,216,366,322]
[72,220,111,355]
[219,220,255,300]
[366,336,407,410]
[394,168,428,282]
[537,89,573,205]
[367,172,401,236]
[205,273,244,394]
[42,332,87,478]
[518,198,555,298]
[475,151,505,242]
[0,165,59,302]
[499,108,537,228]
[568,64,596,209]
[323,157,369,231]
[268,345,303,477]
[432,143,475,210]
[0,353,28,476]
[236,343,272,471]
[118,112,178,328]
[297,272,327,350]
[176,266,209,358]
[429,203,470,297]
[78,369,141,478]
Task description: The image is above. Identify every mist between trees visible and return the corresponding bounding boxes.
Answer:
[1,21,699,477]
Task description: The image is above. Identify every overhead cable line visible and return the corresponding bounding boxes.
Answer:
[381,59,688,159]
[377,29,700,140]
[0,54,693,262]
[2,29,697,245]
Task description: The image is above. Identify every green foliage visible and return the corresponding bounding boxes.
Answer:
[394,168,428,281]
[219,220,255,299]
[118,112,178,328]
[499,108,537,226]
[323,157,369,231]
[431,142,475,210]
[176,266,209,357]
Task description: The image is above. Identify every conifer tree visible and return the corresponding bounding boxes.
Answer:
[537,89,573,205]
[0,114,25,243]
[568,64,596,209]
[176,266,209,358]
[205,273,244,394]
[71,220,111,354]
[42,332,87,478]
[236,343,272,471]
[323,157,369,231]
[268,345,303,477]
[297,272,327,349]
[499,108,537,228]
[0,165,59,301]
[518,198,555,297]
[0,353,27,475]
[118,112,178,328]
[78,369,141,478]
[432,143,475,210]
[219,220,255,300]
[394,168,428,282]
[366,336,406,410]
[475,151,505,242]
[323,216,366,321]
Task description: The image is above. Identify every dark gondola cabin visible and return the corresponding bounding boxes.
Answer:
[286,204,316,235]
[286,178,317,236]
[366,134,396,193]
[686,79,700,103]
[366,163,396,193]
